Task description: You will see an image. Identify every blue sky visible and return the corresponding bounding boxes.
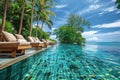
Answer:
[42,0,120,42]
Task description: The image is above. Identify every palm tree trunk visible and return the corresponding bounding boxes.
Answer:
[0,0,7,41]
[30,0,34,36]
[18,0,26,34]
[41,21,44,30]
[36,14,40,37]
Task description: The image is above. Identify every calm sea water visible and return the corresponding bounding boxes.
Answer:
[85,42,120,62]
[23,42,120,80]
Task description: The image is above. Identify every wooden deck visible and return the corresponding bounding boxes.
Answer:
[0,45,51,70]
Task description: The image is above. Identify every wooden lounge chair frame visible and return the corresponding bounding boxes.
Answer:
[28,36,47,50]
[30,42,42,50]
[0,42,31,58]
[0,31,32,58]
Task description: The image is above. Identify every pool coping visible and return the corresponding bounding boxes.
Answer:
[0,45,52,70]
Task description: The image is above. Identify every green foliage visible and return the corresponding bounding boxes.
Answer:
[75,33,85,45]
[0,0,32,36]
[67,14,90,33]
[0,0,55,40]
[49,38,56,42]
[116,0,120,9]
[7,0,31,34]
[0,20,16,33]
[54,14,90,45]
[35,0,55,30]
[32,27,49,39]
[54,25,85,45]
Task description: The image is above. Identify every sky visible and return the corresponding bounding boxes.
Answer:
[44,0,120,42]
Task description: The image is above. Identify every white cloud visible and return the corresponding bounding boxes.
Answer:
[88,37,98,41]
[92,20,120,28]
[79,4,102,15]
[104,6,116,12]
[99,6,117,15]
[97,31,120,36]
[53,17,67,28]
[55,5,67,8]
[116,11,120,14]
[94,0,99,4]
[82,31,99,41]
[98,12,104,15]
[97,31,120,42]
[33,23,36,27]
[89,4,100,9]
[87,0,99,4]
[82,30,120,42]
[112,0,116,2]
[52,28,56,31]
[82,31,98,36]
[50,35,56,40]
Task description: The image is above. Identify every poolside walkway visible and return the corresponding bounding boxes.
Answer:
[0,46,51,70]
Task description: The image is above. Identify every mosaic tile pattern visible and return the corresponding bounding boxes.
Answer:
[0,54,39,80]
[22,44,120,80]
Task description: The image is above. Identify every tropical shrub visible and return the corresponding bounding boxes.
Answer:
[54,14,90,45]
[75,33,85,45]
[54,25,85,45]
[67,14,90,33]
[0,20,16,33]
[31,27,49,39]
[0,0,31,35]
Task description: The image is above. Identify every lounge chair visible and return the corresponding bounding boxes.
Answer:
[0,31,31,58]
[46,39,56,45]
[41,39,56,45]
[42,39,49,45]
[46,40,54,45]
[28,36,47,49]
[33,37,47,48]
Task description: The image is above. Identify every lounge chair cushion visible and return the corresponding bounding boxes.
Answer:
[15,34,25,39]
[28,36,34,42]
[32,37,36,42]
[17,39,30,45]
[42,39,47,43]
[34,37,41,42]
[2,31,17,42]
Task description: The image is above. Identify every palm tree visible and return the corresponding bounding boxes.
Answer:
[35,0,55,37]
[0,0,8,40]
[18,0,26,34]
[41,19,53,30]
[40,9,55,30]
[29,0,34,36]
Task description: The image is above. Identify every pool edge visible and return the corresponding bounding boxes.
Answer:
[0,45,52,70]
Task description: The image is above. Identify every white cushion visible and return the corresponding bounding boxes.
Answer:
[15,34,25,39]
[17,39,30,45]
[28,36,34,42]
[2,31,17,42]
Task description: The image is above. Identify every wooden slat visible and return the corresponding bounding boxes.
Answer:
[17,45,31,49]
[30,43,42,47]
[0,42,31,58]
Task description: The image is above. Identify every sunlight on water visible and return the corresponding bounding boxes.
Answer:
[84,45,98,51]
[23,43,120,80]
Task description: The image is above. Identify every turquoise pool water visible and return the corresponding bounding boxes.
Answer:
[23,43,120,80]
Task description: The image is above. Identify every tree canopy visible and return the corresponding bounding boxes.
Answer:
[54,25,85,45]
[0,0,55,40]
[54,14,90,45]
[116,0,120,9]
[67,14,90,33]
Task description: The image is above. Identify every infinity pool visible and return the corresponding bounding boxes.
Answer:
[23,43,120,80]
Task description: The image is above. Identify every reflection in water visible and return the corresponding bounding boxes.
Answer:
[23,43,120,80]
[84,44,98,51]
